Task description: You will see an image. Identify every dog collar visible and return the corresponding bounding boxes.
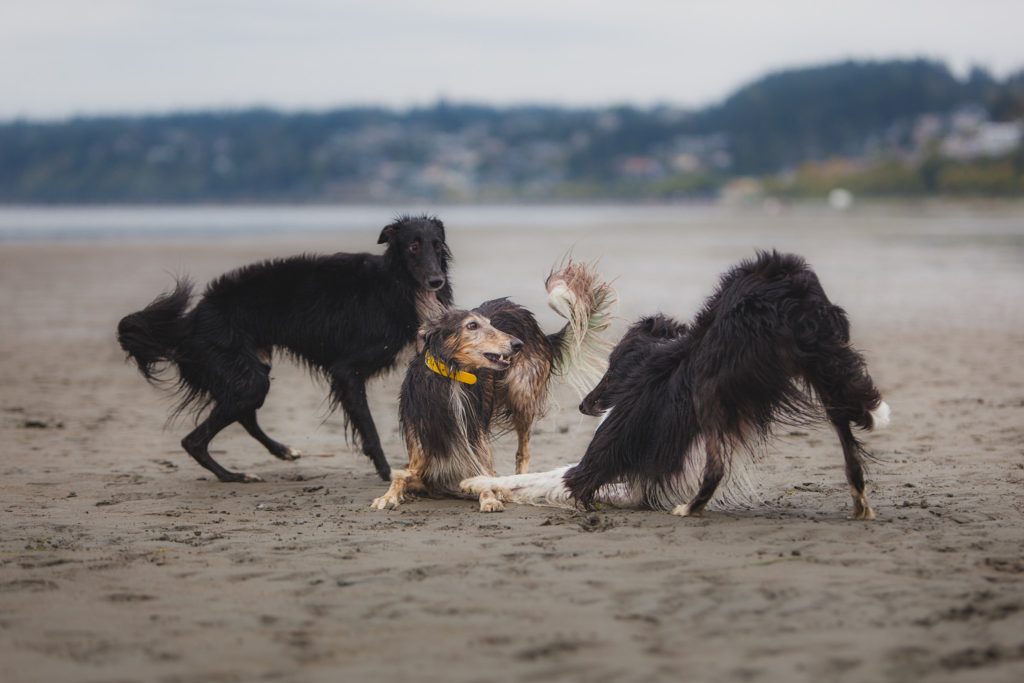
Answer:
[424,353,477,385]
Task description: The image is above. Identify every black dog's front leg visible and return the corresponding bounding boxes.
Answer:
[330,367,391,481]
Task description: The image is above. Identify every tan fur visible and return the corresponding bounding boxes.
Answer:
[371,429,428,510]
[849,485,876,520]
[415,290,447,323]
[496,352,552,474]
[374,261,614,513]
[372,313,513,512]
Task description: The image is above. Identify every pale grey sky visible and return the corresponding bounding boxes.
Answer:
[1,0,1021,120]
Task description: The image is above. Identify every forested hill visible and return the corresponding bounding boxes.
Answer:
[2,59,1021,202]
[692,60,1011,172]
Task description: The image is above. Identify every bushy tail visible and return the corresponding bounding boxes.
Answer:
[117,278,193,383]
[545,259,617,399]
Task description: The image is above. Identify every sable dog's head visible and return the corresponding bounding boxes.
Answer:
[418,309,523,372]
[579,315,688,416]
[378,215,451,294]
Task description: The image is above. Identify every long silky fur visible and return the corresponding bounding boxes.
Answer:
[545,259,618,399]
[399,259,616,501]
[561,250,887,512]
[117,215,452,482]
[399,310,497,492]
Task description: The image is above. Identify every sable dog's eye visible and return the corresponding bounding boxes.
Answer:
[408,241,420,253]
[466,321,479,331]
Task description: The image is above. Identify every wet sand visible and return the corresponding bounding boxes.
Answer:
[2,204,1023,682]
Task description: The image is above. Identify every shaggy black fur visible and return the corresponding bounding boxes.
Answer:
[117,215,452,483]
[566,250,885,516]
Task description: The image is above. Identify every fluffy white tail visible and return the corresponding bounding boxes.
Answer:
[545,259,617,399]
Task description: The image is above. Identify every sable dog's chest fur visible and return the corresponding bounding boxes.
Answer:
[399,363,498,491]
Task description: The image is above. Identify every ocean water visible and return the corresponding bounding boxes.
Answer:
[0,204,723,242]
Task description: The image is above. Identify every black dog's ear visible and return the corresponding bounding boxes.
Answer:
[429,217,445,241]
[378,221,401,244]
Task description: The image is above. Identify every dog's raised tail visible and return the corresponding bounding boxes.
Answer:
[117,278,193,383]
[545,259,617,399]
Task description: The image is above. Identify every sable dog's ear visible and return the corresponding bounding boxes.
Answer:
[378,221,401,244]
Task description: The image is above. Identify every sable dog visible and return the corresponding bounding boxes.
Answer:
[117,215,452,482]
[463,251,890,519]
[372,261,615,512]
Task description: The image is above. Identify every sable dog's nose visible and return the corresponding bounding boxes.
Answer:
[428,276,445,290]
[510,338,524,353]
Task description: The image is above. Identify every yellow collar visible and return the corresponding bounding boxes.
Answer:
[424,353,477,385]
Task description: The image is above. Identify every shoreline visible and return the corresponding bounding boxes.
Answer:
[2,209,1023,682]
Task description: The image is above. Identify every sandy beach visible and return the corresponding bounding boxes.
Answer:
[1,203,1023,683]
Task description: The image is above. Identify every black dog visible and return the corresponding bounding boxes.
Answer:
[464,251,889,519]
[117,215,452,483]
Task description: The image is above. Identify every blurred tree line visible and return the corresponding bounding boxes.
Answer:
[1,59,1021,203]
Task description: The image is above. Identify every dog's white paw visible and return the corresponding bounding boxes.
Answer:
[371,493,402,510]
[281,447,302,461]
[671,503,702,517]
[479,497,505,513]
[240,473,264,483]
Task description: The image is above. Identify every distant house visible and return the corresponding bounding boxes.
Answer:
[941,119,1023,160]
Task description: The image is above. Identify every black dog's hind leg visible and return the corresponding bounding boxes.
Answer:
[182,405,263,483]
[239,411,300,461]
[831,419,875,520]
[672,438,725,517]
[179,350,276,482]
[330,367,391,481]
[803,336,882,520]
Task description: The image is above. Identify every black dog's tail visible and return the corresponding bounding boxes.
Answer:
[544,259,617,399]
[117,278,193,383]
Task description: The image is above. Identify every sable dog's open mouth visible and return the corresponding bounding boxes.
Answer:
[484,352,513,369]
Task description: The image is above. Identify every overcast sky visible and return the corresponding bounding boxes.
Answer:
[1,0,1021,120]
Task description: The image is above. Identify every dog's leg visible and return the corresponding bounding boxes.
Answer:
[372,436,427,510]
[831,419,876,520]
[801,340,880,521]
[239,411,300,461]
[330,368,391,481]
[371,468,413,510]
[514,425,532,475]
[182,405,262,483]
[672,439,725,517]
[478,488,505,513]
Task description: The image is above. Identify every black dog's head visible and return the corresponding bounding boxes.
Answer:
[379,215,451,296]
[579,314,688,416]
[417,308,523,372]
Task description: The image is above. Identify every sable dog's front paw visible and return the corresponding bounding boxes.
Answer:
[371,493,402,510]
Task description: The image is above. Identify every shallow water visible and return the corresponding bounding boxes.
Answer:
[2,201,1023,242]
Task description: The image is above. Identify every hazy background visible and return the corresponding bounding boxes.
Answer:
[3,0,1023,117]
[0,1,1022,207]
